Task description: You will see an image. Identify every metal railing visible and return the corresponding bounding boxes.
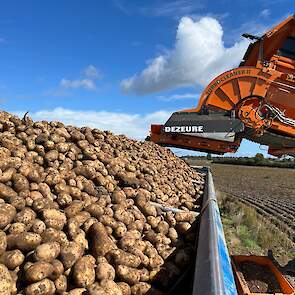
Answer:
[192,167,237,295]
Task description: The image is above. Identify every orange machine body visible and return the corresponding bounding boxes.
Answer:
[150,15,295,157]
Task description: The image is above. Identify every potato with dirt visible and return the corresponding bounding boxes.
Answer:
[0,249,25,269]
[60,241,83,270]
[89,222,117,257]
[116,265,141,285]
[34,242,60,262]
[25,278,56,295]
[0,264,12,294]
[96,262,115,281]
[25,261,54,282]
[0,230,7,255]
[42,209,67,230]
[73,255,96,287]
[0,111,204,294]
[0,204,16,229]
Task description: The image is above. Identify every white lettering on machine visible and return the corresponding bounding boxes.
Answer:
[164,126,204,133]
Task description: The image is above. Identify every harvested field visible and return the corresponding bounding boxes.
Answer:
[210,164,295,241]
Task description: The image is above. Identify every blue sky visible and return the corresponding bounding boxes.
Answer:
[0,0,293,156]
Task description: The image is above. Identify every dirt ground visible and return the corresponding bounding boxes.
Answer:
[187,159,295,240]
[186,159,295,286]
[211,163,295,240]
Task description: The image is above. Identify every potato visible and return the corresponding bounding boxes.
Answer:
[0,249,25,269]
[67,218,80,239]
[8,222,27,235]
[156,221,169,235]
[0,183,17,200]
[149,255,164,269]
[0,168,15,183]
[87,283,105,295]
[15,232,42,251]
[114,223,127,238]
[89,223,117,257]
[0,230,7,255]
[12,173,29,192]
[45,150,59,162]
[85,203,104,218]
[9,196,26,210]
[165,212,176,227]
[140,268,150,282]
[175,212,195,223]
[73,211,91,225]
[108,249,141,268]
[176,222,191,234]
[9,269,18,295]
[96,262,115,281]
[0,110,205,293]
[32,198,56,212]
[117,282,131,295]
[0,264,12,295]
[0,204,16,229]
[42,228,68,246]
[42,209,67,230]
[116,265,141,285]
[64,200,84,218]
[111,190,126,204]
[49,259,64,280]
[168,228,178,242]
[130,282,152,295]
[25,261,54,282]
[34,242,60,262]
[54,275,67,294]
[147,216,160,228]
[102,280,124,295]
[25,278,56,295]
[38,183,52,199]
[73,255,96,287]
[83,217,97,233]
[57,192,72,207]
[14,207,36,226]
[31,219,46,234]
[60,241,83,270]
[127,220,144,232]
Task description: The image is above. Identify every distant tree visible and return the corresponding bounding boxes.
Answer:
[254,153,264,164]
[255,153,264,159]
[207,153,212,160]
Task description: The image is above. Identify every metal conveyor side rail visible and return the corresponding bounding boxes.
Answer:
[192,167,237,295]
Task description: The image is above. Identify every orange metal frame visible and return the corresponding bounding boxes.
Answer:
[150,15,295,156]
[231,255,294,295]
[150,125,241,154]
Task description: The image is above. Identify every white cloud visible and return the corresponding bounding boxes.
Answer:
[82,64,103,79]
[113,0,202,19]
[49,64,103,94]
[16,108,171,140]
[157,93,197,101]
[60,78,96,91]
[121,16,249,95]
[260,9,270,17]
[140,0,202,18]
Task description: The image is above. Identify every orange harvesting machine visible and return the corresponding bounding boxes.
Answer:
[149,15,295,157]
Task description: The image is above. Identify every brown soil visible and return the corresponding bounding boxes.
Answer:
[238,261,282,293]
[188,161,295,240]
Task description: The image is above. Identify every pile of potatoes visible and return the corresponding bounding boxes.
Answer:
[0,111,205,295]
